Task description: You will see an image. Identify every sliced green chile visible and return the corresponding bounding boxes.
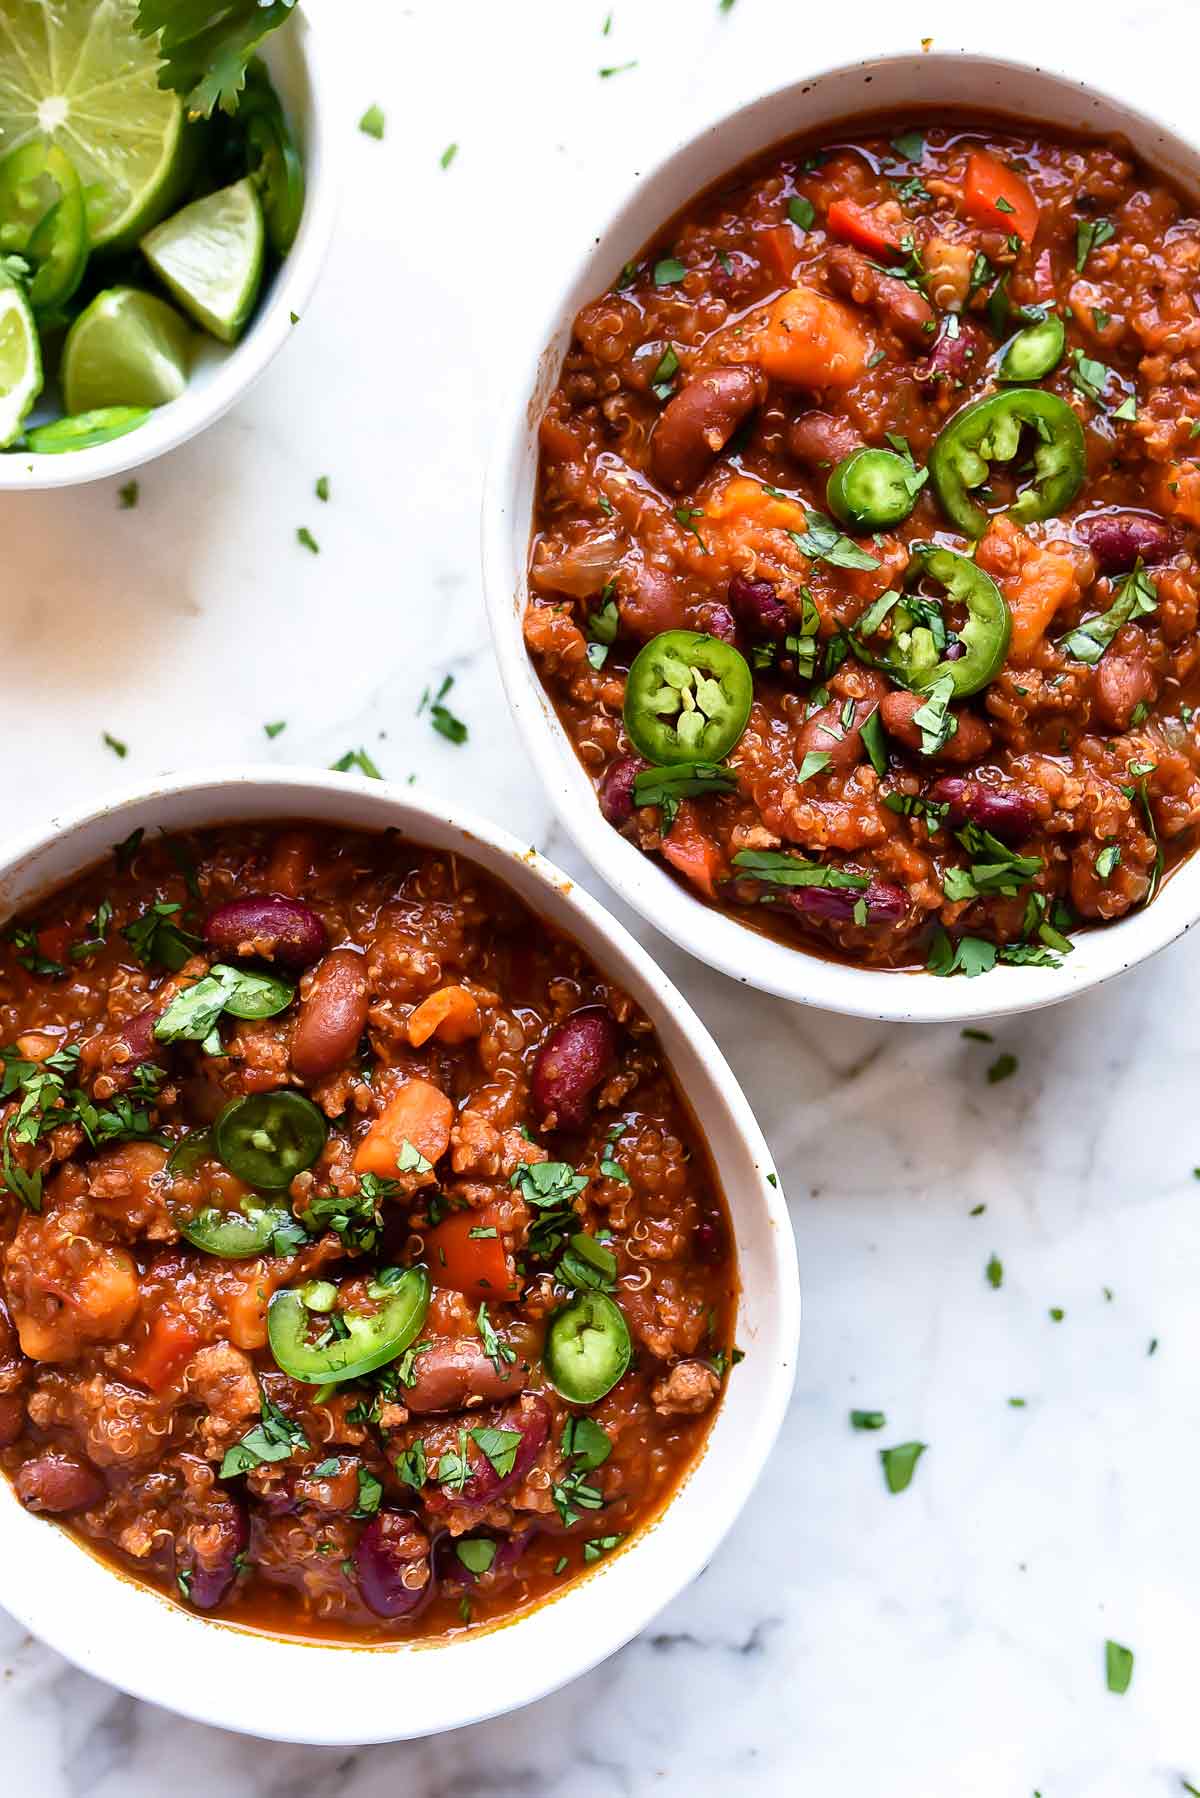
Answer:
[26,407,150,454]
[267,1266,431,1384]
[179,1202,295,1258]
[827,447,921,531]
[890,543,1011,697]
[624,630,753,766]
[929,388,1085,539]
[544,1292,632,1404]
[997,313,1065,384]
[213,1091,327,1190]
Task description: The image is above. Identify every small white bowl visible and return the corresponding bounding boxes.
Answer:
[0,10,339,492]
[0,766,799,1743]
[483,50,1200,1023]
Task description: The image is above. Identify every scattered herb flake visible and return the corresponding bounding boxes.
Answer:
[118,480,139,509]
[850,1409,886,1431]
[986,1254,1004,1289]
[359,105,385,140]
[264,720,286,739]
[102,732,127,758]
[987,1052,1018,1085]
[315,475,330,502]
[880,1441,926,1494]
[297,526,319,554]
[1105,1639,1134,1695]
[788,195,815,231]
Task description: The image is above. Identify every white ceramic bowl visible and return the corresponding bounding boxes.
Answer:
[483,50,1200,1024]
[0,766,799,1743]
[0,10,338,492]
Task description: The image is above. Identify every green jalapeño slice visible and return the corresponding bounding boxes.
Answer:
[267,1267,431,1385]
[929,388,1085,539]
[827,446,923,532]
[997,312,1065,384]
[888,543,1011,697]
[213,1092,327,1190]
[624,630,753,766]
[544,1292,632,1404]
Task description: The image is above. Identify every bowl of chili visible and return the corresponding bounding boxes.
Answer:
[0,766,798,1742]
[484,50,1200,1020]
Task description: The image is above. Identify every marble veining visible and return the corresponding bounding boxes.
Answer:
[0,0,1196,1790]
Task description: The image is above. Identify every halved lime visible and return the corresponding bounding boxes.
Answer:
[0,0,188,250]
[62,286,192,412]
[140,177,265,344]
[0,274,41,446]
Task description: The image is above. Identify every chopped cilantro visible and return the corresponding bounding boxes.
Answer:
[359,105,385,139]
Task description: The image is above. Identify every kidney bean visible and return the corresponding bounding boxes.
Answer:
[880,691,993,764]
[651,366,764,492]
[618,560,688,641]
[794,696,879,775]
[693,601,737,643]
[786,410,863,471]
[204,894,327,969]
[694,1211,727,1265]
[15,1451,104,1513]
[461,1394,551,1504]
[356,1510,435,1619]
[728,572,791,639]
[1094,643,1157,733]
[290,947,369,1081]
[927,777,1037,843]
[599,756,647,827]
[404,1336,528,1415]
[788,879,906,926]
[438,1526,534,1586]
[531,1006,618,1130]
[180,1498,249,1610]
[827,246,935,346]
[915,320,984,385]
[1075,510,1172,575]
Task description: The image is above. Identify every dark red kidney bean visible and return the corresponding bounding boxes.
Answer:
[180,1499,249,1610]
[916,320,984,385]
[794,696,881,776]
[788,878,906,927]
[1093,645,1157,733]
[404,1337,528,1415]
[531,1007,618,1130]
[438,1526,535,1586]
[728,572,791,639]
[693,601,737,643]
[786,409,863,470]
[618,561,688,641]
[880,691,993,764]
[599,756,647,827]
[356,1510,434,1619]
[15,1452,104,1513]
[461,1395,551,1504]
[0,1393,24,1447]
[826,246,935,345]
[651,366,764,493]
[1075,511,1172,575]
[290,947,369,1081]
[927,778,1038,843]
[204,894,327,969]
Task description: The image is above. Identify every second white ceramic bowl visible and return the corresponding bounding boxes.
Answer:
[0,9,339,492]
[483,50,1200,1023]
[0,766,799,1743]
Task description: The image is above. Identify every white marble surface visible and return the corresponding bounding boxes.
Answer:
[2,0,1199,1790]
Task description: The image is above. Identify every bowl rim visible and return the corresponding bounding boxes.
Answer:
[0,7,341,492]
[0,763,800,1742]
[481,45,1200,1023]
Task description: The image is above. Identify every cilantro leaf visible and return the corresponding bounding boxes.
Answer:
[135,0,298,120]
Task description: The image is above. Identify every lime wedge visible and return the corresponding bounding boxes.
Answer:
[62,286,192,412]
[141,177,265,344]
[0,0,187,250]
[0,274,41,446]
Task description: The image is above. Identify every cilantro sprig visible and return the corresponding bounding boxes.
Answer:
[135,0,299,120]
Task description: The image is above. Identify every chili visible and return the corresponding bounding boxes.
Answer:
[929,388,1085,539]
[267,1268,432,1385]
[624,629,753,765]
